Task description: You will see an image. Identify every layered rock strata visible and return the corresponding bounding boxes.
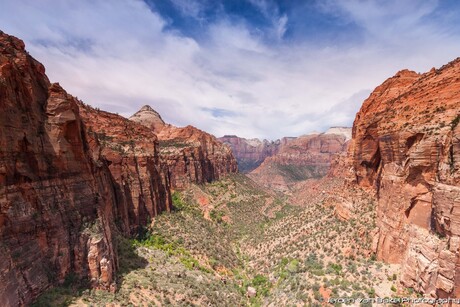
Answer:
[351,61,460,297]
[218,136,292,173]
[79,104,172,235]
[0,32,172,305]
[0,33,117,305]
[130,106,238,189]
[249,131,351,191]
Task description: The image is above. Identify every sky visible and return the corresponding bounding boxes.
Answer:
[1,0,460,139]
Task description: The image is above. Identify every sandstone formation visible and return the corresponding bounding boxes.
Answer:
[79,104,172,235]
[129,105,165,133]
[218,136,292,173]
[219,127,351,176]
[249,130,351,192]
[0,32,117,305]
[350,61,460,297]
[0,32,171,305]
[130,106,238,189]
[324,127,352,141]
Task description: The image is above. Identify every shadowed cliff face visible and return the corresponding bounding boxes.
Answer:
[351,62,460,297]
[130,107,238,189]
[79,104,172,235]
[0,32,172,305]
[0,32,118,305]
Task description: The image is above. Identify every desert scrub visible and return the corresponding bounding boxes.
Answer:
[210,209,225,223]
[133,232,212,273]
[451,114,460,129]
[158,138,188,148]
[304,253,325,275]
[327,263,343,275]
[134,233,190,259]
[171,191,192,211]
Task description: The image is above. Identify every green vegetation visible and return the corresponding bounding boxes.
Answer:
[33,174,396,306]
[158,138,189,148]
[171,190,189,211]
[31,287,76,307]
[305,253,325,276]
[210,209,225,223]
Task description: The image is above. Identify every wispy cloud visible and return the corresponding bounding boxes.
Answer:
[1,0,459,139]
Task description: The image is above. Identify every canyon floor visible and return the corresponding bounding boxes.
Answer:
[32,174,404,307]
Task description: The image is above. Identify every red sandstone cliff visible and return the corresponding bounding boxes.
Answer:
[218,135,293,173]
[350,60,460,297]
[0,32,118,305]
[130,106,238,189]
[0,32,172,305]
[249,129,351,192]
[79,104,172,235]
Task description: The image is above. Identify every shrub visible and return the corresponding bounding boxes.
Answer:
[451,114,460,129]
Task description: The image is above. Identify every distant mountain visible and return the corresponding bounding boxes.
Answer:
[218,135,294,173]
[130,106,238,188]
[248,129,351,192]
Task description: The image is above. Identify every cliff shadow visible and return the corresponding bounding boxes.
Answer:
[116,233,149,277]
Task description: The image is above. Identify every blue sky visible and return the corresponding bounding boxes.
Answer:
[1,0,460,139]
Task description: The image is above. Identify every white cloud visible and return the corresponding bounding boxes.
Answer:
[169,0,204,18]
[276,15,288,39]
[0,0,459,139]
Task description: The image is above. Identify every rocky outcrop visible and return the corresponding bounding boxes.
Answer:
[0,32,117,305]
[131,107,238,189]
[129,105,165,133]
[249,131,351,192]
[79,105,172,235]
[218,136,292,173]
[350,60,460,297]
[0,32,172,305]
[324,127,352,141]
[220,127,351,176]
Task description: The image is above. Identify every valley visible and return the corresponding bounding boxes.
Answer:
[32,174,399,306]
[1,27,459,307]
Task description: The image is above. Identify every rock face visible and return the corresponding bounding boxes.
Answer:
[350,61,460,297]
[79,105,172,235]
[219,127,351,175]
[218,136,292,173]
[131,107,238,189]
[0,32,171,305]
[324,127,352,141]
[249,131,351,192]
[0,32,117,305]
[129,105,165,133]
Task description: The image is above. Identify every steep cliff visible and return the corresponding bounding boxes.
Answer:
[79,104,172,235]
[351,60,460,297]
[130,106,238,189]
[0,32,172,306]
[218,136,291,173]
[0,32,118,305]
[249,130,351,192]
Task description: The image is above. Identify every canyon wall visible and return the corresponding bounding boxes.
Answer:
[130,106,238,189]
[0,32,171,305]
[79,105,172,235]
[249,129,351,192]
[218,135,291,173]
[351,61,460,297]
[0,32,118,305]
